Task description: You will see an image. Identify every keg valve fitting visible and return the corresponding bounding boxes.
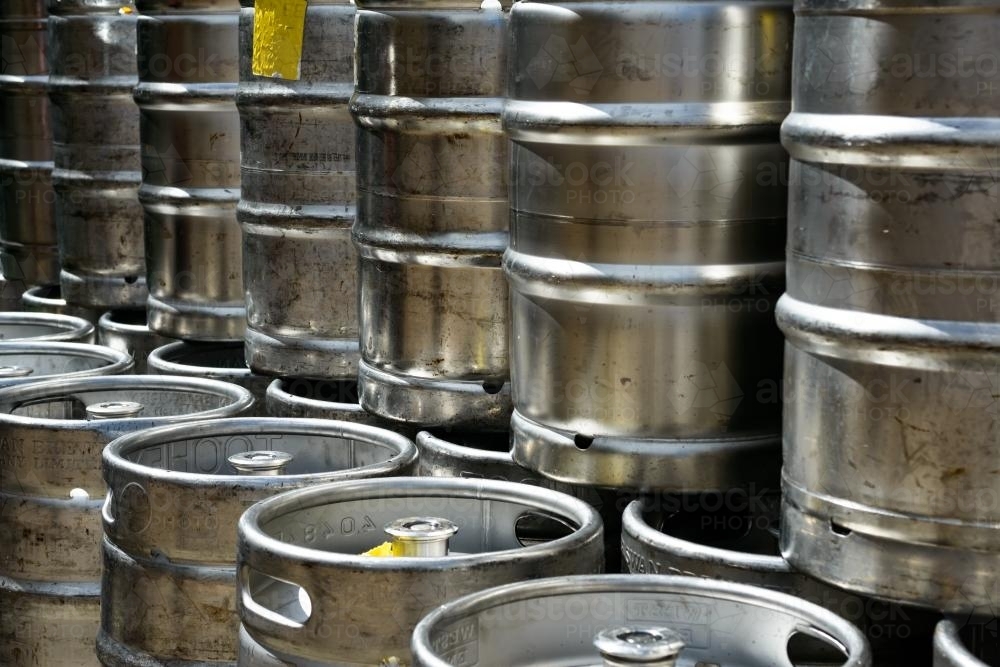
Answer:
[594,626,686,666]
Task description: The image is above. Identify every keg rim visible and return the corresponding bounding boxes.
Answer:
[411,574,873,667]
[98,309,151,334]
[416,430,512,465]
[267,377,363,412]
[934,620,988,667]
[0,311,95,342]
[104,417,419,484]
[238,476,603,568]
[0,374,255,425]
[148,340,253,377]
[0,341,133,380]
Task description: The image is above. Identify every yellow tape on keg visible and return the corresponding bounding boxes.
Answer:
[252,0,308,81]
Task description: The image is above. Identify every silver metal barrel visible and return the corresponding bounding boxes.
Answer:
[0,375,253,667]
[0,342,132,387]
[0,0,59,292]
[47,0,145,309]
[135,0,244,341]
[236,477,603,665]
[411,574,873,666]
[148,341,270,412]
[778,0,1000,614]
[97,309,171,374]
[621,498,938,664]
[21,283,100,321]
[97,418,418,666]
[506,0,792,492]
[934,620,996,667]
[0,311,94,342]
[239,0,360,380]
[352,0,512,430]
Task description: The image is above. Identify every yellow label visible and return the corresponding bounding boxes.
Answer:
[363,541,395,557]
[252,0,308,81]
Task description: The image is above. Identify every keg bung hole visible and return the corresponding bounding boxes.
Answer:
[830,519,852,537]
[574,434,595,450]
[514,511,575,547]
[786,629,849,666]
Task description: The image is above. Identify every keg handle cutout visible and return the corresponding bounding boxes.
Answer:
[514,510,576,547]
[786,624,850,667]
[241,564,313,630]
[829,519,853,537]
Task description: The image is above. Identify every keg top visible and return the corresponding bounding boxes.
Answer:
[267,377,363,410]
[412,574,873,666]
[0,342,132,386]
[148,341,252,377]
[417,430,512,462]
[0,312,94,342]
[98,309,151,334]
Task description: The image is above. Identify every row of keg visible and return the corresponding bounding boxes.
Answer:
[0,315,992,666]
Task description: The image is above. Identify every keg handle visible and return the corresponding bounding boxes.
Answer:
[385,517,458,557]
[0,365,33,378]
[594,626,685,666]
[101,490,116,527]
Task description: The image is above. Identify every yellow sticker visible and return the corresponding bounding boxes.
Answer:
[252,0,308,81]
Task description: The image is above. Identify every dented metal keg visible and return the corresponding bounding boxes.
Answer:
[0,375,253,667]
[352,0,512,430]
[778,0,1000,614]
[621,498,937,664]
[148,341,270,411]
[506,0,792,492]
[0,342,132,387]
[21,283,99,321]
[97,418,417,666]
[0,0,59,291]
[239,0,360,380]
[47,0,145,309]
[236,477,603,665]
[135,0,243,340]
[0,311,94,342]
[934,620,997,667]
[411,574,872,666]
[97,309,171,374]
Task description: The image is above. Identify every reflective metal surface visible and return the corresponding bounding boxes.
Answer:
[352,0,512,430]
[0,0,59,291]
[148,340,269,412]
[136,0,244,340]
[97,418,417,665]
[933,620,995,667]
[0,311,94,342]
[411,574,873,666]
[0,342,132,388]
[48,0,145,309]
[239,0,359,380]
[97,309,171,374]
[778,0,1000,613]
[0,375,253,667]
[506,0,792,491]
[236,477,603,665]
[21,283,100,321]
[265,377,395,427]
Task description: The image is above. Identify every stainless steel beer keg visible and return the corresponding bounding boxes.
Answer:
[0,342,131,387]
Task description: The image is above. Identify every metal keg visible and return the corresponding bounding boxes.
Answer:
[0,375,253,667]
[506,0,792,492]
[352,0,512,430]
[47,0,145,309]
[0,342,132,387]
[97,418,418,666]
[135,0,244,341]
[621,498,938,664]
[934,620,997,667]
[97,309,171,374]
[412,574,872,666]
[0,310,94,342]
[21,283,100,321]
[778,0,1000,614]
[0,0,59,292]
[236,477,603,665]
[239,0,360,380]
[148,341,270,412]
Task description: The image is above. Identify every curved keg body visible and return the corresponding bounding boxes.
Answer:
[506,0,792,491]
[47,0,145,309]
[0,342,132,387]
[778,0,1000,613]
[0,375,253,667]
[97,418,417,665]
[135,0,244,341]
[97,309,172,374]
[235,478,604,665]
[352,0,512,431]
[0,310,94,342]
[148,340,271,412]
[21,283,100,321]
[0,0,59,290]
[239,0,360,380]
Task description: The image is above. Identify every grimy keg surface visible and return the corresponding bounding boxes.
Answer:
[136,0,244,341]
[0,311,94,342]
[239,0,361,380]
[0,0,60,290]
[236,477,604,666]
[352,0,512,430]
[505,0,792,492]
[411,574,872,666]
[0,375,253,667]
[778,0,1000,613]
[98,418,417,665]
[48,0,146,309]
[97,309,171,374]
[0,342,132,387]
[21,283,100,321]
[148,340,270,412]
